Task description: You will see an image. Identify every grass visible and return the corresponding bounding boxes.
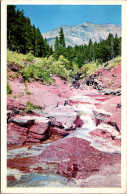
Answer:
[80,61,102,78]
[7,81,12,94]
[104,56,121,70]
[79,56,121,79]
[25,101,42,111]
[7,49,41,65]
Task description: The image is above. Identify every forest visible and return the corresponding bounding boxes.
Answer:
[7,5,121,70]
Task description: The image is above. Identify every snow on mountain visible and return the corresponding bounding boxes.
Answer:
[42,22,121,48]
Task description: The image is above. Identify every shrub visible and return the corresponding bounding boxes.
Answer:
[7,81,12,94]
[21,55,74,83]
[26,101,42,111]
[26,52,34,62]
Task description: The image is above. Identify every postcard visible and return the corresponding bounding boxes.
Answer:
[1,0,127,193]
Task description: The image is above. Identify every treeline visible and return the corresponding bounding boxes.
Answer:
[7,5,121,66]
[53,30,121,68]
[7,5,53,57]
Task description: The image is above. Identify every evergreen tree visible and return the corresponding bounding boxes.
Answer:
[114,34,121,57]
[7,5,52,57]
[7,5,17,50]
[59,27,66,47]
[107,33,114,60]
[54,36,60,59]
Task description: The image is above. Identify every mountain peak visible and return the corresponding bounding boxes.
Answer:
[83,21,94,25]
[42,22,121,48]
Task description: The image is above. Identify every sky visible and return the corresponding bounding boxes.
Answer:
[16,5,121,33]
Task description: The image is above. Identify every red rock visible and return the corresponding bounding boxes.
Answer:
[50,127,69,136]
[26,137,42,143]
[7,156,36,173]
[107,112,121,131]
[101,96,121,113]
[27,132,47,140]
[74,115,84,128]
[51,118,63,128]
[51,114,76,130]
[7,115,52,145]
[7,176,17,181]
[7,123,27,145]
[95,65,121,90]
[29,121,50,135]
[93,110,110,126]
[37,137,121,179]
[7,97,25,111]
[90,129,121,146]
[10,117,35,127]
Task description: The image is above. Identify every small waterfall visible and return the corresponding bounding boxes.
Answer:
[66,95,121,153]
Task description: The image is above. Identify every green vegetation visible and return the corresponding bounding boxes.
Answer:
[26,52,34,62]
[25,101,42,111]
[7,81,12,94]
[7,49,41,65]
[7,48,121,85]
[7,5,121,88]
[54,27,66,59]
[7,5,52,57]
[80,62,101,77]
[80,56,121,78]
[108,80,114,86]
[21,55,75,83]
[54,33,121,67]
[24,80,31,95]
[104,56,121,69]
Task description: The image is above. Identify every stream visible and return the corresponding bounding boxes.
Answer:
[7,92,121,187]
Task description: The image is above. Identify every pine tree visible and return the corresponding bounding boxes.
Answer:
[7,5,17,51]
[107,33,114,60]
[59,27,66,48]
[114,34,121,57]
[7,5,52,57]
[54,36,60,59]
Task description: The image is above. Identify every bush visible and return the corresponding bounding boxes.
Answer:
[26,101,42,111]
[7,81,12,94]
[21,55,74,83]
[26,52,34,62]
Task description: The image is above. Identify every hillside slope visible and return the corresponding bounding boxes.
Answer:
[7,54,121,187]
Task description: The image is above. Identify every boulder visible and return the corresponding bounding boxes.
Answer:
[74,115,84,128]
[7,115,52,145]
[27,121,51,142]
[7,123,27,145]
[10,117,35,127]
[93,110,110,126]
[50,127,69,137]
[51,118,63,128]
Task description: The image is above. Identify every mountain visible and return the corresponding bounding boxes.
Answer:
[42,22,121,48]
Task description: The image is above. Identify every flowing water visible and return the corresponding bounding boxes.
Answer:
[7,93,121,187]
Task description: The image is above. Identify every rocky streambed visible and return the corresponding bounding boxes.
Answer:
[7,67,121,187]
